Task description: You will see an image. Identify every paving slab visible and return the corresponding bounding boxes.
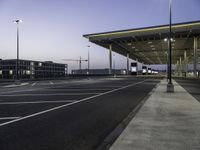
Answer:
[109,79,200,150]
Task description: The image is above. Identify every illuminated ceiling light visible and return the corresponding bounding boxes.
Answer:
[152,48,156,50]
[150,45,154,47]
[148,41,152,44]
[13,19,22,24]
[132,46,135,49]
[163,38,175,42]
[128,43,132,46]
[135,49,138,51]
[170,38,175,42]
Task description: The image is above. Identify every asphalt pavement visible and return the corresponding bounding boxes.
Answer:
[175,78,200,102]
[0,77,159,150]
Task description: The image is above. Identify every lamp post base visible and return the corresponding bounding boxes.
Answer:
[167,83,174,93]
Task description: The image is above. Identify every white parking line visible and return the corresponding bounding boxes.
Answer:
[0,88,44,95]
[0,100,76,105]
[96,86,122,88]
[49,81,54,85]
[43,88,112,91]
[0,80,147,127]
[3,83,29,88]
[31,82,36,86]
[0,117,21,120]
[0,93,101,97]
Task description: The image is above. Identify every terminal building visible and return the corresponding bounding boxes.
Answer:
[84,21,200,78]
[0,59,68,80]
[71,69,127,75]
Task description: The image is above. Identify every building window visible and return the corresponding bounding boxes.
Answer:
[9,70,13,75]
[26,70,31,75]
[31,62,34,66]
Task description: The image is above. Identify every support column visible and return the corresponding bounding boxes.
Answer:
[194,37,198,77]
[136,58,138,75]
[184,50,188,76]
[109,44,112,75]
[127,53,129,75]
[166,0,174,92]
[180,57,182,77]
[176,60,179,76]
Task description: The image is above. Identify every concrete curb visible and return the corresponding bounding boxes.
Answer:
[95,79,159,150]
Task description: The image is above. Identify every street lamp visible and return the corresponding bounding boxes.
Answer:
[13,19,22,83]
[87,45,90,74]
[167,0,174,92]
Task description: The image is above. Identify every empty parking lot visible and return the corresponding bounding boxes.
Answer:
[0,77,160,150]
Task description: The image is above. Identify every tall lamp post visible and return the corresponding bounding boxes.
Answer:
[13,19,22,82]
[113,54,116,77]
[167,0,174,92]
[87,45,90,74]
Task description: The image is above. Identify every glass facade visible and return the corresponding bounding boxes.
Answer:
[0,59,68,79]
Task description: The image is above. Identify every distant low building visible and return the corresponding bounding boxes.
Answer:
[0,59,68,80]
[71,69,127,75]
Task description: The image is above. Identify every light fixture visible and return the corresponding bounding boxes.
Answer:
[13,19,22,81]
[164,38,168,42]
[170,38,175,42]
[13,19,22,24]
[150,45,154,47]
[128,43,132,46]
[148,41,152,44]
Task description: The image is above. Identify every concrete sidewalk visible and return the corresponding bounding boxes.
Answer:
[109,80,200,150]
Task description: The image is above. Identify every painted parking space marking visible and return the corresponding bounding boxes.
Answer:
[31,82,37,86]
[0,80,147,127]
[49,81,54,85]
[0,100,77,105]
[43,88,113,91]
[50,86,122,90]
[0,88,44,95]
[0,93,101,97]
[0,117,21,120]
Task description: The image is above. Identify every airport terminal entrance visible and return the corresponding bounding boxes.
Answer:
[84,21,200,78]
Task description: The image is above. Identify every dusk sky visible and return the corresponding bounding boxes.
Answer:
[0,0,200,71]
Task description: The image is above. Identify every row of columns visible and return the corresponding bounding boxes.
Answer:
[194,37,198,77]
[176,37,199,77]
[109,37,199,77]
[109,44,130,75]
[176,51,187,76]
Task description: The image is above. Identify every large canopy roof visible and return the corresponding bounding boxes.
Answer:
[83,21,200,64]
